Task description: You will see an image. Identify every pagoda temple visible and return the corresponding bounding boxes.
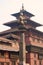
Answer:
[0,5,43,65]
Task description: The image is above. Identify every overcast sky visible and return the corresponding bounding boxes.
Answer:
[0,0,43,32]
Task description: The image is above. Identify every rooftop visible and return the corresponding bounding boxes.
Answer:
[3,5,42,28]
[3,20,42,28]
[11,4,34,18]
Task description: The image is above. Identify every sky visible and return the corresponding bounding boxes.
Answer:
[0,0,43,32]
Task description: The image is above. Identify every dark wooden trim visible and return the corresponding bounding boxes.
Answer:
[26,45,43,54]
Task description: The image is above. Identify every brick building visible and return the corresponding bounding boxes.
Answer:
[0,5,43,65]
[0,36,19,65]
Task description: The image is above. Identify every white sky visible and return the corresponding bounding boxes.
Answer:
[0,0,43,32]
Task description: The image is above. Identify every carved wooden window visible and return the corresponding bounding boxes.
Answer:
[0,63,4,65]
[41,40,43,43]
[29,37,33,41]
[0,63,1,65]
[10,53,15,58]
[40,40,42,43]
[38,54,43,60]
[34,60,36,65]
[5,62,9,65]
[37,39,40,43]
[34,53,36,58]
[39,60,42,65]
[0,62,9,65]
[32,38,34,41]
[35,39,37,42]
[12,62,15,65]
[0,51,4,58]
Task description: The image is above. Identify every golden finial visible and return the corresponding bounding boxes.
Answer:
[22,3,24,10]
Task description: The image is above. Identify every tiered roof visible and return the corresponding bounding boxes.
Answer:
[3,20,42,28]
[3,5,42,28]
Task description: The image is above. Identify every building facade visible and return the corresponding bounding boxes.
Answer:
[0,6,43,65]
[0,37,19,65]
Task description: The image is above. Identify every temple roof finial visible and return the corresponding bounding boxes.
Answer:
[22,3,24,10]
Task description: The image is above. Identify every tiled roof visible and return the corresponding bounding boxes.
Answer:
[3,20,42,28]
[11,10,34,18]
[0,28,26,36]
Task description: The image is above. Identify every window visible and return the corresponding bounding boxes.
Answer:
[39,60,42,65]
[41,40,43,43]
[0,62,9,65]
[34,60,36,65]
[39,40,43,43]
[32,38,35,41]
[37,39,40,43]
[5,62,9,65]
[0,63,4,65]
[0,63,1,65]
[1,52,4,57]
[0,51,4,57]
[1,63,4,65]
[38,54,43,60]
[34,53,36,57]
[12,62,15,65]
[35,39,37,42]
